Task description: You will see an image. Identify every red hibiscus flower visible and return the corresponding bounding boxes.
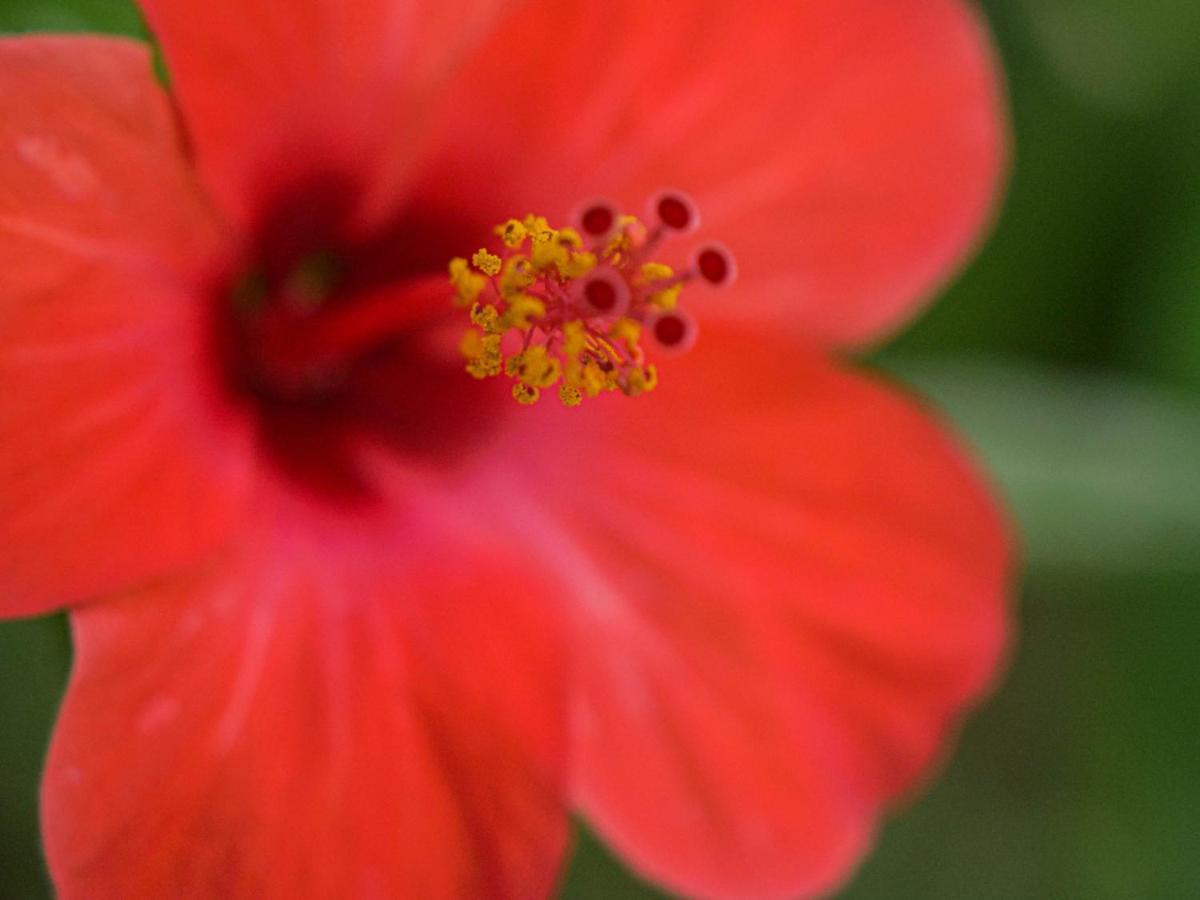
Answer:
[0,1,1010,898]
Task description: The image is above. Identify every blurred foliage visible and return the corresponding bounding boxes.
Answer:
[2,0,1200,897]
[0,0,142,33]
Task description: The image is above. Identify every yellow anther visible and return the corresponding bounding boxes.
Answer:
[591,335,623,365]
[603,234,630,261]
[640,263,681,310]
[500,295,546,331]
[640,262,673,281]
[535,361,563,389]
[574,360,613,397]
[556,228,583,249]
[495,219,528,248]
[649,284,682,310]
[508,345,561,389]
[467,358,502,379]
[559,384,583,407]
[499,255,537,299]
[530,234,569,271]
[459,328,483,358]
[512,383,540,405]
[558,250,597,279]
[562,320,587,358]
[603,215,646,262]
[472,249,502,277]
[522,214,552,236]
[623,364,658,396]
[461,331,503,379]
[470,302,501,334]
[609,317,642,352]
[449,257,486,306]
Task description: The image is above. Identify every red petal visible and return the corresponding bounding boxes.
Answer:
[516,329,1011,899]
[0,37,251,618]
[414,0,1005,347]
[42,490,569,899]
[135,0,509,226]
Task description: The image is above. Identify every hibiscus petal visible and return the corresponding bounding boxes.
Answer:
[412,0,1006,347]
[504,329,1011,899]
[135,0,510,226]
[0,36,252,617]
[42,490,569,899]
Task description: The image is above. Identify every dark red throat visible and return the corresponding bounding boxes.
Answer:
[212,173,506,503]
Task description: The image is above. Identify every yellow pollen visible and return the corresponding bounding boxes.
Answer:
[461,331,503,379]
[559,250,597,279]
[640,262,673,281]
[451,201,721,406]
[469,302,501,334]
[609,317,642,353]
[449,257,486,307]
[512,383,540,405]
[499,255,537,299]
[639,262,682,310]
[522,214,552,235]
[556,227,583,249]
[472,249,502,277]
[563,320,587,357]
[559,384,583,407]
[495,219,528,248]
[500,294,546,330]
[622,364,658,397]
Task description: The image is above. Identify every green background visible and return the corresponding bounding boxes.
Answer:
[2,0,1199,897]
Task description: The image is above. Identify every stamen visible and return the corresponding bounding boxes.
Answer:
[451,194,732,406]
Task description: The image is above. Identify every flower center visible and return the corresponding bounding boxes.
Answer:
[450,191,735,407]
[210,180,733,502]
[212,174,506,502]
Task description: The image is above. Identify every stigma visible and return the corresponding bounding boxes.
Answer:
[450,191,735,406]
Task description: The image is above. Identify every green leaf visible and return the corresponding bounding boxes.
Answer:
[884,356,1200,574]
